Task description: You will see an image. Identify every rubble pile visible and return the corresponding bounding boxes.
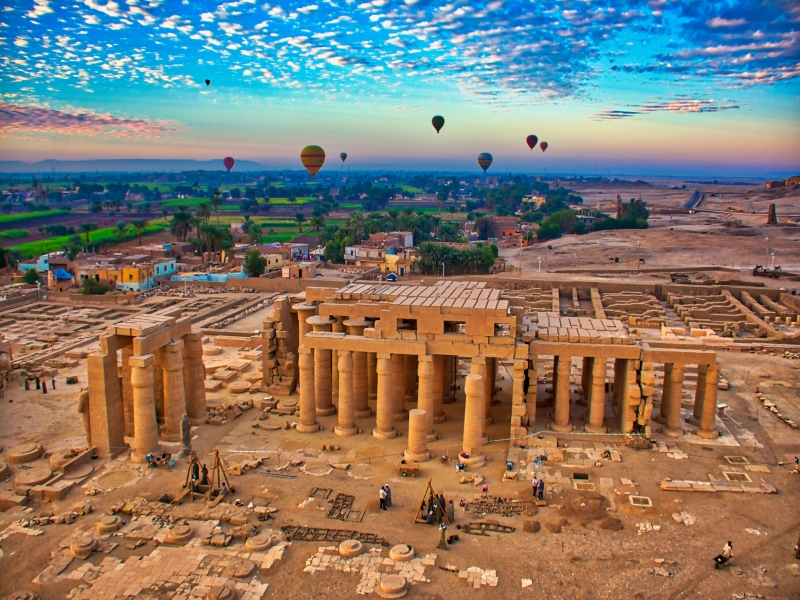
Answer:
[261,296,297,396]
[755,392,798,429]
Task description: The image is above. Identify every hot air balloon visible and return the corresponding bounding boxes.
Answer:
[223,156,235,172]
[477,152,493,173]
[340,152,347,163]
[540,141,548,153]
[526,135,538,151]
[432,115,445,133]
[301,145,326,179]
[205,79,210,86]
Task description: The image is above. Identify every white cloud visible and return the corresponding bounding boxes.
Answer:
[26,0,53,19]
[14,36,29,47]
[297,4,318,15]
[706,17,748,28]
[83,1,123,18]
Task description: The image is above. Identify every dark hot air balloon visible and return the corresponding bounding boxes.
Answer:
[205,79,210,86]
[432,115,445,133]
[477,152,493,173]
[340,152,347,163]
[526,135,538,151]
[540,141,548,153]
[301,145,325,179]
[223,156,235,172]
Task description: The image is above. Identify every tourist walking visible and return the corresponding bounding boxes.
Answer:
[714,541,733,568]
[537,479,545,501]
[379,486,387,510]
[384,484,392,508]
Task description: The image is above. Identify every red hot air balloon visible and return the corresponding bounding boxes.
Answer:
[540,141,548,153]
[223,157,235,172]
[526,135,538,151]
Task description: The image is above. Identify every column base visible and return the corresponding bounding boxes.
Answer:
[335,425,359,437]
[131,449,160,463]
[316,406,336,416]
[426,431,437,442]
[550,421,573,433]
[189,412,208,426]
[461,454,485,468]
[663,426,684,438]
[687,417,702,427]
[296,423,320,434]
[695,428,720,440]
[160,432,182,442]
[481,435,488,445]
[373,428,397,440]
[404,394,416,404]
[655,413,668,425]
[392,410,409,422]
[433,413,446,424]
[403,450,431,463]
[584,424,607,434]
[485,416,495,426]
[442,395,455,405]
[354,408,373,418]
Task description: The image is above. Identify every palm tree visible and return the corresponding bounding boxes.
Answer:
[295,211,306,233]
[242,215,253,234]
[115,220,127,243]
[79,223,97,246]
[308,215,326,246]
[7,249,23,270]
[170,208,192,242]
[247,222,263,245]
[199,222,215,263]
[130,219,149,246]
[288,195,297,208]
[210,191,222,224]
[347,211,364,244]
[196,202,212,224]
[161,207,169,220]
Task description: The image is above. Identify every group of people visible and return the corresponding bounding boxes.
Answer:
[419,492,455,525]
[378,484,392,510]
[190,459,210,485]
[23,375,56,394]
[530,476,545,500]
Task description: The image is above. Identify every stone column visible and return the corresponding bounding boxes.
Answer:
[391,353,408,421]
[551,355,573,432]
[461,374,485,467]
[657,363,673,424]
[404,354,418,403]
[367,352,378,400]
[585,357,607,433]
[87,343,125,459]
[373,354,397,439]
[689,363,709,426]
[488,357,497,403]
[345,319,372,418]
[483,358,494,420]
[470,356,494,436]
[442,356,454,404]
[696,364,721,439]
[293,303,317,342]
[509,360,527,446]
[120,344,134,437]
[308,316,335,416]
[417,356,436,441]
[335,350,358,436]
[183,331,207,425]
[130,354,159,463]
[404,409,431,462]
[526,357,538,421]
[161,340,186,442]
[470,358,488,443]
[431,355,446,423]
[153,348,164,425]
[663,363,685,437]
[296,348,319,433]
[331,316,345,405]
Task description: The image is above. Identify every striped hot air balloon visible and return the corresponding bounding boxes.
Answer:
[477,152,493,173]
[301,145,325,179]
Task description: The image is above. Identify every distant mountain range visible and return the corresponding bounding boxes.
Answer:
[0,159,269,173]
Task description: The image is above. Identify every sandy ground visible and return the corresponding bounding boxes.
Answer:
[1,339,799,600]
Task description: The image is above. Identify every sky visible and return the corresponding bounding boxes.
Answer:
[0,0,799,177]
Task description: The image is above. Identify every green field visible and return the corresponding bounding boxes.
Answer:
[258,231,301,244]
[0,229,30,240]
[267,197,315,205]
[160,196,314,209]
[398,185,425,194]
[10,223,167,257]
[0,209,71,225]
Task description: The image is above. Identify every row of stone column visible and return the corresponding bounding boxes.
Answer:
[125,333,206,463]
[657,362,720,439]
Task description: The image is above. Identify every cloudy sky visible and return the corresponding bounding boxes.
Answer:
[1,0,799,176]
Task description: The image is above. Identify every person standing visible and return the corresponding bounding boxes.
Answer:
[35,377,40,390]
[481,484,489,497]
[537,479,545,501]
[379,486,387,510]
[41,381,47,394]
[795,533,800,560]
[437,523,448,551]
[51,377,56,390]
[24,378,29,391]
[531,476,539,497]
[384,484,392,508]
[201,464,209,485]
[447,500,455,523]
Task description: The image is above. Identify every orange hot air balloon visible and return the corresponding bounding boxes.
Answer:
[301,145,325,179]
[432,115,445,133]
[223,156,235,172]
[526,135,538,150]
[540,141,548,153]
